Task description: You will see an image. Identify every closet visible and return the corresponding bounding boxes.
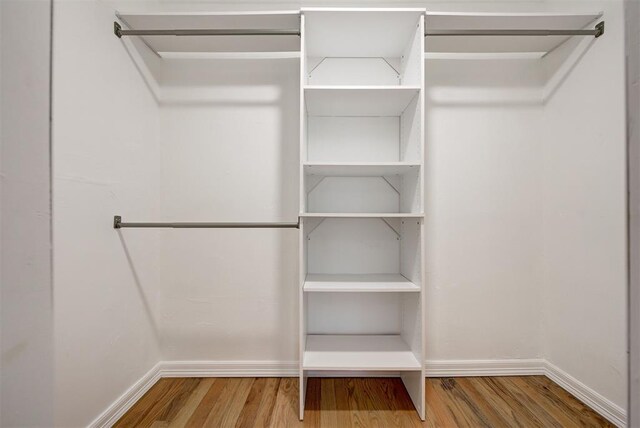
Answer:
[112,7,605,422]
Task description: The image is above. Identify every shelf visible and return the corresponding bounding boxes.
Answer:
[304,274,419,292]
[425,12,602,54]
[115,11,301,54]
[303,8,424,57]
[303,334,421,371]
[304,86,420,116]
[304,162,420,177]
[301,213,424,218]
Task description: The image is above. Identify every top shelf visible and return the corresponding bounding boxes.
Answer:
[424,12,603,55]
[115,11,301,55]
[303,8,424,58]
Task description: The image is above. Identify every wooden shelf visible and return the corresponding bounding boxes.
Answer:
[304,274,419,292]
[424,12,602,54]
[300,213,424,218]
[304,86,420,116]
[115,11,301,54]
[304,162,420,177]
[304,334,421,371]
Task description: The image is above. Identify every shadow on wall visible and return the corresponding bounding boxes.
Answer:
[117,231,161,344]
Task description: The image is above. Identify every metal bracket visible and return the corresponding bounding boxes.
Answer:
[113,215,122,229]
[595,21,605,38]
[114,22,123,38]
[380,218,401,239]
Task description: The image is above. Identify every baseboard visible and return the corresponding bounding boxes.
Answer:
[90,358,627,428]
[544,361,626,428]
[160,360,299,377]
[425,358,546,377]
[88,362,162,428]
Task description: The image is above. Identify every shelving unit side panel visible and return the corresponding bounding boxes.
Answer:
[418,15,426,215]
[399,168,421,214]
[298,14,307,422]
[400,16,423,86]
[400,94,422,163]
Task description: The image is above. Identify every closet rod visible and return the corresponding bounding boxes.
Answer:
[114,22,300,38]
[113,216,299,229]
[425,21,604,38]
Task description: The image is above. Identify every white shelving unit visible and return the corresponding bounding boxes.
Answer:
[299,7,425,421]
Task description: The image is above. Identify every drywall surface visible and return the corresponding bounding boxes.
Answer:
[53,1,162,426]
[627,0,640,423]
[424,59,545,360]
[541,0,627,411]
[157,59,300,361]
[0,0,54,426]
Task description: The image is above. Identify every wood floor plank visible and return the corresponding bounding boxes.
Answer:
[530,376,615,427]
[115,379,177,427]
[168,378,215,428]
[350,378,388,427]
[454,377,513,427]
[235,378,281,428]
[157,378,201,424]
[185,378,228,427]
[374,378,422,428]
[431,378,493,427]
[424,379,461,427]
[469,377,547,427]
[508,376,581,428]
[132,379,194,428]
[332,378,353,428]
[201,378,253,427]
[495,377,562,428]
[304,378,321,426]
[269,377,303,428]
[115,375,612,428]
[319,379,338,428]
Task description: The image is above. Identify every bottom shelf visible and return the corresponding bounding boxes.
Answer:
[303,335,421,371]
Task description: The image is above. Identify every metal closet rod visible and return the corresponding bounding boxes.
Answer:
[114,22,300,38]
[113,216,300,229]
[425,21,604,38]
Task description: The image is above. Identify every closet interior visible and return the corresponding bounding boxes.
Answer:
[111,6,608,422]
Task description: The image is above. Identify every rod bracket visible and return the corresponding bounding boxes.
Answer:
[114,22,123,38]
[595,21,605,38]
[113,215,122,229]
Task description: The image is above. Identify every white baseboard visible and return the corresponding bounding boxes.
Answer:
[160,360,298,377]
[89,362,162,428]
[425,358,546,377]
[544,361,626,428]
[90,358,627,428]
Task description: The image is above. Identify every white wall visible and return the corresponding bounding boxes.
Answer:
[0,0,54,426]
[424,59,544,361]
[53,1,162,426]
[157,59,299,361]
[541,0,627,410]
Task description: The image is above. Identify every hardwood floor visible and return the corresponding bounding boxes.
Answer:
[114,376,614,427]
